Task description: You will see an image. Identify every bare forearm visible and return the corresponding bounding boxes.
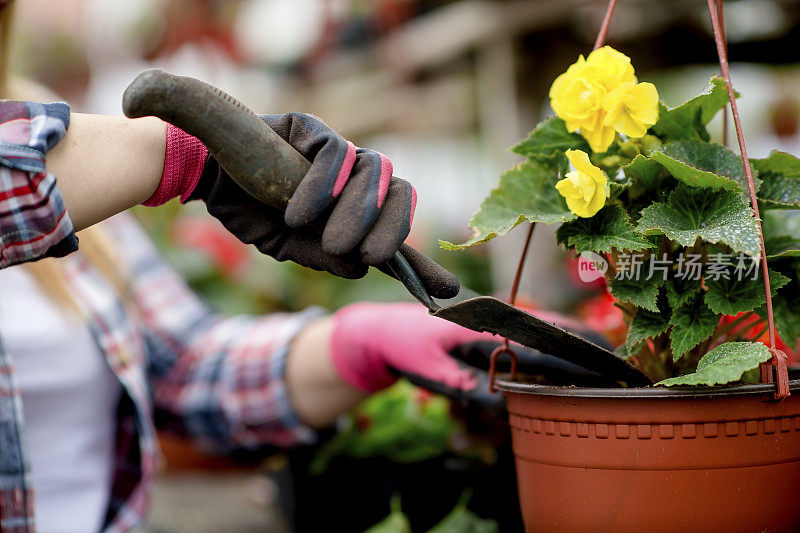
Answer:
[285,317,368,428]
[47,114,166,231]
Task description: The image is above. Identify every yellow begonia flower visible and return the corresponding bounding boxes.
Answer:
[551,77,606,133]
[603,82,660,138]
[549,55,591,101]
[579,123,617,154]
[555,149,610,218]
[550,57,601,130]
[549,46,659,153]
[585,46,636,91]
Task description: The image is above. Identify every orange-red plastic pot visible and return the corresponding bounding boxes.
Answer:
[497,379,800,533]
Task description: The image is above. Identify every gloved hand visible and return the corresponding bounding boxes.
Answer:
[143,114,459,298]
[329,303,617,416]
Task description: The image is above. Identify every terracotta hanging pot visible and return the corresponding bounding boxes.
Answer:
[497,378,800,533]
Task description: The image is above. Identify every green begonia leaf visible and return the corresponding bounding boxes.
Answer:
[652,77,733,141]
[752,151,800,208]
[656,342,772,387]
[512,117,589,163]
[752,150,800,178]
[440,161,575,250]
[665,275,701,310]
[704,268,790,316]
[650,140,759,198]
[555,205,654,254]
[625,302,671,357]
[637,185,762,258]
[622,154,662,190]
[669,294,718,361]
[759,175,800,209]
[608,172,632,192]
[610,267,665,313]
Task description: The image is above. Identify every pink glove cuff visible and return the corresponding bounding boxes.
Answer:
[143,124,209,207]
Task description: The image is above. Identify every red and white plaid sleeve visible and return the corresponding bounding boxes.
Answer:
[104,213,322,451]
[0,101,77,268]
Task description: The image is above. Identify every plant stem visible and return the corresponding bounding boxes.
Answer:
[707,0,777,355]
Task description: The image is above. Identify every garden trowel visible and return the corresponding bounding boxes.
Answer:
[121,69,651,387]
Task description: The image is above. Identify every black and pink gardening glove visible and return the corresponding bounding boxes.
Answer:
[143,113,458,298]
[329,303,617,415]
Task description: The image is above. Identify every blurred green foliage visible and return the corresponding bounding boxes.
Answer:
[309,381,458,475]
[133,201,493,315]
[365,491,499,533]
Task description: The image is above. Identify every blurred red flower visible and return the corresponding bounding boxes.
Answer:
[576,290,626,347]
[171,216,250,277]
[719,313,797,362]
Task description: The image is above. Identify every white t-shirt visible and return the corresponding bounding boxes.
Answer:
[0,266,121,533]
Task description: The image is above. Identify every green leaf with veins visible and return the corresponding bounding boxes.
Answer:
[622,154,663,191]
[656,342,771,387]
[637,185,761,258]
[440,161,575,250]
[653,103,707,141]
[759,175,800,208]
[512,117,589,163]
[555,205,655,254]
[625,300,671,357]
[650,140,759,201]
[670,294,719,362]
[665,274,701,310]
[607,171,632,193]
[705,269,790,316]
[610,267,665,312]
[753,150,800,177]
[652,77,734,141]
[752,151,800,208]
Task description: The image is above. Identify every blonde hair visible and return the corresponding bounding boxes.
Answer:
[2,2,131,313]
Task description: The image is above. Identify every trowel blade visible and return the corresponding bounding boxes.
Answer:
[432,296,652,386]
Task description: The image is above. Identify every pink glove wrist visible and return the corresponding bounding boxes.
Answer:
[328,302,595,395]
[329,302,486,393]
[143,124,209,207]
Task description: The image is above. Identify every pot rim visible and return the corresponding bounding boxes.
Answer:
[496,378,800,399]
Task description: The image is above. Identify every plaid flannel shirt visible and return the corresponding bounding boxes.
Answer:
[0,101,319,533]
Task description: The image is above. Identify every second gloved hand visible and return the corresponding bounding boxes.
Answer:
[329,302,619,415]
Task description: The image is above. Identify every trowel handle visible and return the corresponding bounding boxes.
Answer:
[121,69,439,310]
[123,69,306,210]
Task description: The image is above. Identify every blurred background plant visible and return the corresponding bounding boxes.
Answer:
[12,0,800,530]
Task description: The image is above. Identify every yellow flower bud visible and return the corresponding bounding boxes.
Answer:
[555,149,610,218]
[603,82,660,139]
